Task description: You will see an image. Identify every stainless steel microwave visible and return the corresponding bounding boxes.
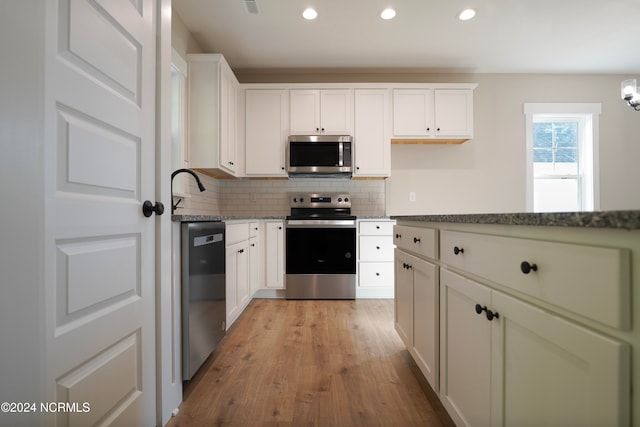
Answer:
[286,135,353,178]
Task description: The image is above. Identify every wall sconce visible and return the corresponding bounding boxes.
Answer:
[621,79,640,111]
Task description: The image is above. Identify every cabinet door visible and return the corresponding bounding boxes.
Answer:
[392,89,434,137]
[440,269,492,427]
[434,89,473,138]
[219,63,237,173]
[290,90,320,134]
[265,221,284,289]
[225,244,240,327]
[236,240,250,311]
[492,291,630,427]
[394,250,414,348]
[245,90,288,176]
[320,89,353,135]
[412,257,439,391]
[354,89,390,176]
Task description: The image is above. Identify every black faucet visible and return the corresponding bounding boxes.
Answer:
[171,168,206,213]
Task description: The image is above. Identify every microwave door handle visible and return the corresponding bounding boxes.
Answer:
[338,142,343,167]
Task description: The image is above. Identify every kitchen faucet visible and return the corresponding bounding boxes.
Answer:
[171,168,206,213]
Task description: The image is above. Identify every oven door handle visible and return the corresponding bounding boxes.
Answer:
[285,219,356,228]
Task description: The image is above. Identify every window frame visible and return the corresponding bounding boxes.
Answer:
[524,103,601,212]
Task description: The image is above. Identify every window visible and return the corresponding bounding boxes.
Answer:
[524,103,601,212]
[171,49,189,195]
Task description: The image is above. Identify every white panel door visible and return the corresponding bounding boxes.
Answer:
[44,0,157,425]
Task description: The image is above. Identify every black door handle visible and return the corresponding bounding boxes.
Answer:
[142,201,164,217]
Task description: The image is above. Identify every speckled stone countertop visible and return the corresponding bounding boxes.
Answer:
[171,215,286,222]
[392,210,640,230]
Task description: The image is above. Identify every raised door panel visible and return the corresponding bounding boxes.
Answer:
[236,241,250,311]
[245,90,288,176]
[412,257,439,392]
[492,291,630,427]
[394,250,414,348]
[440,269,491,427]
[354,89,390,176]
[225,244,240,328]
[434,89,473,137]
[392,89,434,137]
[290,90,320,134]
[219,65,237,173]
[320,89,353,135]
[265,222,284,289]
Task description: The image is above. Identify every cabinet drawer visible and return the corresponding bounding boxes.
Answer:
[440,230,631,329]
[393,225,438,259]
[226,222,249,246]
[359,262,394,287]
[359,220,394,235]
[359,236,394,261]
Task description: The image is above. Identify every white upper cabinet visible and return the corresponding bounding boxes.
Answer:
[290,89,353,135]
[245,89,289,176]
[393,88,474,143]
[354,89,391,177]
[187,54,240,177]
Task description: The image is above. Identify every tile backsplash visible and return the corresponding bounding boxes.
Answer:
[173,175,386,217]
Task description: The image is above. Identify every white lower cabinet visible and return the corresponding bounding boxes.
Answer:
[440,268,630,427]
[225,222,253,328]
[358,219,395,298]
[226,240,249,328]
[395,223,634,427]
[394,249,439,391]
[265,220,285,289]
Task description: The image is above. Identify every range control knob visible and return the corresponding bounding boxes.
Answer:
[338,198,343,202]
[344,197,349,202]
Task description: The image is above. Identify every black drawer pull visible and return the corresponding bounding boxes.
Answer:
[413,237,421,243]
[475,304,499,321]
[453,246,464,255]
[520,261,538,274]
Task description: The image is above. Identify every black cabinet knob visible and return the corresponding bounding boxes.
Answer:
[395,233,402,239]
[520,261,538,274]
[142,200,164,217]
[486,310,499,321]
[376,246,380,250]
[376,225,380,229]
[453,246,464,255]
[413,237,421,243]
[475,304,485,315]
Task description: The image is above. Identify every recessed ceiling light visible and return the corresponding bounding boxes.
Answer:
[302,7,318,20]
[380,8,396,20]
[458,8,476,21]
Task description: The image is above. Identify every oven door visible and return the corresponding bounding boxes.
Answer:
[285,220,356,299]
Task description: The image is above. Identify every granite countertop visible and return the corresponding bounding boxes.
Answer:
[172,214,286,222]
[392,210,640,230]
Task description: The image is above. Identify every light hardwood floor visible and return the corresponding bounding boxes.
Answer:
[167,299,453,427]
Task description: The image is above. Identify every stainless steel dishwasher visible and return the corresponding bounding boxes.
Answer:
[181,221,225,380]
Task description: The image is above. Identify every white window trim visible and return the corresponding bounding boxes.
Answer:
[524,103,601,212]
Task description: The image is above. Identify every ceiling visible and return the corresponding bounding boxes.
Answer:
[173,0,640,74]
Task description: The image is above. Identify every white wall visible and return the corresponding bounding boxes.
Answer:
[386,73,640,215]
[0,2,47,426]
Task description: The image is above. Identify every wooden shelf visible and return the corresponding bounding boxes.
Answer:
[391,138,469,145]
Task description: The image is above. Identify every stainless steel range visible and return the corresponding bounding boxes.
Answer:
[285,193,356,299]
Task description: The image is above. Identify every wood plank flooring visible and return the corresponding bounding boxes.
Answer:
[166,299,453,427]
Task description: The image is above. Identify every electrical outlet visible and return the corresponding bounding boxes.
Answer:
[409,191,416,202]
